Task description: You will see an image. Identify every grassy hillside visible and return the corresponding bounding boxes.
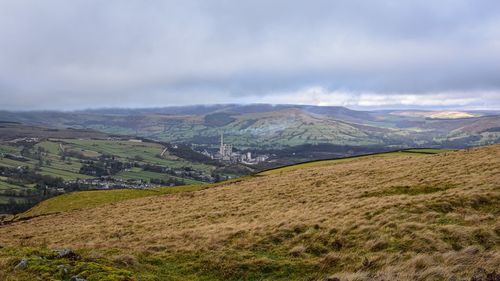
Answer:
[0,145,499,280]
[258,148,451,176]
[14,177,248,220]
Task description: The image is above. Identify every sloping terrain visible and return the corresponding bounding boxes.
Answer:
[0,145,498,280]
[0,122,111,140]
[2,105,499,149]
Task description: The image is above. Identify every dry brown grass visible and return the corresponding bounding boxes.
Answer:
[0,145,499,280]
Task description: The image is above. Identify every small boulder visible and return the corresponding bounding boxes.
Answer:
[54,249,80,260]
[57,264,69,274]
[70,276,87,281]
[14,258,28,270]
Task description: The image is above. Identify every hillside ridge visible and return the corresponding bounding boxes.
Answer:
[0,145,499,280]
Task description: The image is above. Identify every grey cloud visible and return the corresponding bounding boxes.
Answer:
[0,0,499,110]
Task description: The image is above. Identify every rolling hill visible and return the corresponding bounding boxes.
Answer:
[2,105,500,149]
[0,145,498,280]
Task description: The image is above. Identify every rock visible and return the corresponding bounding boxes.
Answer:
[57,264,69,274]
[70,276,87,281]
[323,278,340,281]
[53,248,80,260]
[14,258,28,270]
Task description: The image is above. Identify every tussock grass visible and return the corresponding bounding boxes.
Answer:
[0,145,498,280]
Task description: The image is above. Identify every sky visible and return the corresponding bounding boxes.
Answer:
[0,0,499,110]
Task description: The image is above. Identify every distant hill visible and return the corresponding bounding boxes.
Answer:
[1,105,499,149]
[0,145,498,280]
[0,122,111,140]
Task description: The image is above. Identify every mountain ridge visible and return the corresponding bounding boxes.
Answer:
[1,104,499,149]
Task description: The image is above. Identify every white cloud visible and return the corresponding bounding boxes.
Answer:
[0,0,500,110]
[251,87,499,109]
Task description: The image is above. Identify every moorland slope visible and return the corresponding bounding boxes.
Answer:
[0,145,499,280]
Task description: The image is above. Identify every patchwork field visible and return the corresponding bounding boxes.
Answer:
[0,145,498,280]
[0,137,220,214]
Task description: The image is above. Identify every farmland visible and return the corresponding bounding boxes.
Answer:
[0,130,223,214]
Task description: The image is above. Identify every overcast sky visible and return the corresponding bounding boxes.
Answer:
[1,0,499,110]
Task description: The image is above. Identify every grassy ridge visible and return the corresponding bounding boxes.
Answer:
[258,148,451,175]
[15,177,249,220]
[1,146,497,281]
[17,185,205,219]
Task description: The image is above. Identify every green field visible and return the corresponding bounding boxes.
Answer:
[115,167,201,185]
[1,139,216,183]
[0,180,25,190]
[1,138,221,214]
[62,139,214,172]
[34,141,61,154]
[0,144,20,155]
[0,157,33,168]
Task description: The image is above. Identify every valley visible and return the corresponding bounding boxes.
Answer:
[2,2,500,280]
[1,105,499,217]
[2,105,499,150]
[0,123,241,214]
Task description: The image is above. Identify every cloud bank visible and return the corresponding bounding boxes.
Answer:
[0,0,499,110]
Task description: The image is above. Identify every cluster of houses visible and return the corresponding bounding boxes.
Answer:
[67,178,162,189]
[7,137,40,144]
[201,133,269,164]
